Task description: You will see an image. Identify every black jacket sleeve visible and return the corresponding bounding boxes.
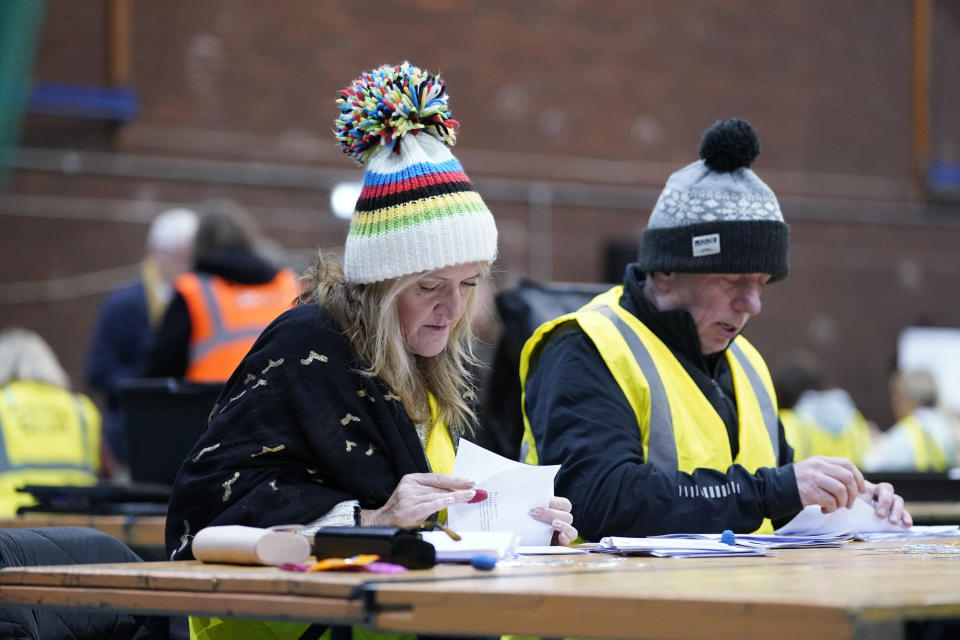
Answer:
[524,328,802,541]
[141,293,191,378]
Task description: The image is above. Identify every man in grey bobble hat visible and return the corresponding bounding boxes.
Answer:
[637,117,789,280]
[520,118,910,540]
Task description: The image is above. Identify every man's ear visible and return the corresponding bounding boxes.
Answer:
[649,271,674,292]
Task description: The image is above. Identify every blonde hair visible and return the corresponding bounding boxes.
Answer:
[891,369,939,408]
[300,254,486,434]
[0,328,71,389]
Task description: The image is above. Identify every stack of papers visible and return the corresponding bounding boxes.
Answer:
[656,532,853,549]
[776,499,960,541]
[590,498,960,558]
[515,545,587,555]
[421,530,518,562]
[596,536,767,558]
[853,527,960,542]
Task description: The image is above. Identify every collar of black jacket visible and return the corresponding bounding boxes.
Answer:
[620,264,726,378]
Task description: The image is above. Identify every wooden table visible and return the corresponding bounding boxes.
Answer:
[0,561,366,625]
[371,542,960,639]
[0,514,166,551]
[1,539,959,639]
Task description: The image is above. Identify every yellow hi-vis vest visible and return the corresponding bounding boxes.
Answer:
[189,399,455,640]
[780,407,871,466]
[519,286,780,534]
[899,413,949,471]
[0,381,100,515]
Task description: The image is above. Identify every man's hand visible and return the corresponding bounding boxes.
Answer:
[862,480,912,527]
[794,457,913,527]
[794,455,866,513]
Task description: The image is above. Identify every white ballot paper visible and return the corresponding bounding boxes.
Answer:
[447,439,560,546]
[777,498,960,540]
[421,530,518,561]
[777,499,905,536]
[192,525,311,566]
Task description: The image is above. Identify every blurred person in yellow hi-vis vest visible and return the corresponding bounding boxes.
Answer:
[773,350,872,466]
[0,328,100,515]
[864,369,958,472]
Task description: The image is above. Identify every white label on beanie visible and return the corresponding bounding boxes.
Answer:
[692,233,720,257]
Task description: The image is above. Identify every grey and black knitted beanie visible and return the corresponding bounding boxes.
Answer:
[636,118,789,281]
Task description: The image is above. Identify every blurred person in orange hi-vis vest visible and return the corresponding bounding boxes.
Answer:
[142,201,301,383]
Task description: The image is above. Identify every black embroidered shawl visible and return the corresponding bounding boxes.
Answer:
[164,303,431,560]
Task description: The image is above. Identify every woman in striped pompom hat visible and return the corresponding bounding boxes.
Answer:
[167,61,576,640]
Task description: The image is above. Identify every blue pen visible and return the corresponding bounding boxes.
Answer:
[720,529,736,546]
[470,554,497,571]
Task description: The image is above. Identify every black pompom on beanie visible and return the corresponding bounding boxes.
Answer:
[637,118,789,281]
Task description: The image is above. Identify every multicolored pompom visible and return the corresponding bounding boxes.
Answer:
[335,62,459,164]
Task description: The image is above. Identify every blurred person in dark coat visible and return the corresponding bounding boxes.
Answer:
[85,208,198,465]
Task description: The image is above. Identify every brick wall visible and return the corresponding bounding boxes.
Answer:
[3,0,959,428]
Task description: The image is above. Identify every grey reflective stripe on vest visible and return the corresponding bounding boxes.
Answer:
[0,387,95,474]
[189,275,266,363]
[591,305,678,470]
[73,395,93,471]
[727,341,780,458]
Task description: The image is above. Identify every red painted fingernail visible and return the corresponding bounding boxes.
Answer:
[468,489,488,504]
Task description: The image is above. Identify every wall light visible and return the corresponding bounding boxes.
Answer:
[330,182,362,220]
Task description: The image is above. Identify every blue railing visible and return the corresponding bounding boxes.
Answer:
[28,81,138,122]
